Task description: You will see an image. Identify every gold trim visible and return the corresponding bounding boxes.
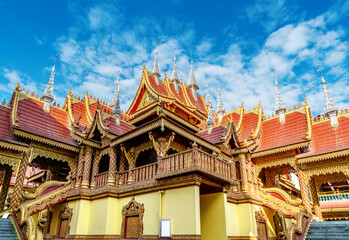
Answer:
[298,149,349,163]
[84,92,93,125]
[0,140,28,152]
[252,141,309,158]
[255,156,296,176]
[260,187,302,206]
[13,128,79,152]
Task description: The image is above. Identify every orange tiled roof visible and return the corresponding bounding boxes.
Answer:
[71,102,89,129]
[299,116,349,159]
[16,98,78,147]
[238,112,259,142]
[254,111,308,153]
[197,125,227,144]
[0,105,28,146]
[105,117,135,136]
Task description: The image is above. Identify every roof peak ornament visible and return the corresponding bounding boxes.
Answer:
[42,55,57,111]
[205,80,214,131]
[216,79,225,122]
[112,75,122,120]
[152,41,161,83]
[188,52,200,94]
[273,68,286,122]
[170,48,180,88]
[318,65,338,127]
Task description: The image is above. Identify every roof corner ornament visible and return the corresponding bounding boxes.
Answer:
[216,79,225,122]
[318,65,338,127]
[152,41,161,83]
[170,48,180,90]
[187,53,200,96]
[42,55,57,112]
[112,76,122,122]
[273,68,286,123]
[206,82,214,132]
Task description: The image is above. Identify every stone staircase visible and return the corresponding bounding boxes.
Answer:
[306,221,349,240]
[0,218,18,240]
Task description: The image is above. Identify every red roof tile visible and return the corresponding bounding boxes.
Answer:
[254,111,307,153]
[106,117,135,136]
[71,102,89,129]
[147,74,169,96]
[238,112,259,142]
[0,105,28,146]
[197,125,227,144]
[299,116,349,158]
[219,112,240,126]
[16,98,78,146]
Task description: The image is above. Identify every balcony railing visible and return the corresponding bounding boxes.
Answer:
[88,148,234,188]
[318,191,349,201]
[133,162,157,182]
[157,148,234,182]
[95,172,109,187]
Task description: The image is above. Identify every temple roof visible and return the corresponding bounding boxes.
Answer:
[15,95,78,147]
[254,110,308,154]
[299,115,349,160]
[0,105,28,147]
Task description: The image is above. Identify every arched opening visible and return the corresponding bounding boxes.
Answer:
[30,157,71,183]
[166,148,179,156]
[135,149,157,168]
[98,154,110,174]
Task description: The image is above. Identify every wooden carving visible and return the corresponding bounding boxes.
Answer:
[57,203,73,239]
[273,212,286,240]
[255,210,269,240]
[121,196,145,239]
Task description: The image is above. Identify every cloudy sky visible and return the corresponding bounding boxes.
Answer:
[0,0,348,115]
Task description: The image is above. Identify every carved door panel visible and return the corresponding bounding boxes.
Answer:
[58,219,70,238]
[125,216,140,239]
[257,221,268,240]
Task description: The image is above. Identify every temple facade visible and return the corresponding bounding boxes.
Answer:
[0,51,348,240]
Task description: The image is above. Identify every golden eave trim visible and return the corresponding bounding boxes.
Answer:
[252,141,310,158]
[11,91,19,127]
[305,106,312,140]
[251,107,263,139]
[0,140,28,152]
[144,70,175,101]
[255,156,296,175]
[298,148,349,164]
[236,108,244,134]
[111,117,220,152]
[84,93,93,125]
[67,95,78,128]
[181,80,195,108]
[13,128,79,152]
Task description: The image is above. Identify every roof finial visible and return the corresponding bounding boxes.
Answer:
[205,80,212,108]
[216,79,225,122]
[318,65,338,125]
[152,41,161,82]
[273,68,286,117]
[188,52,200,93]
[112,73,122,119]
[170,48,180,87]
[42,55,57,111]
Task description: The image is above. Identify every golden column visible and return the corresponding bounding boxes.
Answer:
[297,168,312,214]
[9,151,31,210]
[310,177,323,220]
[89,152,100,188]
[0,166,12,210]
[74,147,85,189]
[238,153,249,192]
[81,147,93,188]
[107,148,117,185]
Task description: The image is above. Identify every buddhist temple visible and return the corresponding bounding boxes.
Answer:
[0,50,349,240]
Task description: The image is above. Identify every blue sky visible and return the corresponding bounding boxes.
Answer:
[0,0,349,115]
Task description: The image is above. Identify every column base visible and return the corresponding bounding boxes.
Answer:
[80,181,90,189]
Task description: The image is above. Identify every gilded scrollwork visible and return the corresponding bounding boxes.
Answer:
[149,131,175,157]
[255,156,296,176]
[22,178,70,200]
[303,163,349,182]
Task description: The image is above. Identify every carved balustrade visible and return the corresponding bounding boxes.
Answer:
[157,148,234,182]
[95,172,109,188]
[132,163,157,182]
[117,171,129,185]
[318,191,349,201]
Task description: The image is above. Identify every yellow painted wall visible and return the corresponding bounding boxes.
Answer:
[162,186,201,235]
[238,203,257,237]
[200,193,228,240]
[69,200,91,235]
[88,198,118,235]
[49,202,67,236]
[261,207,276,238]
[226,202,240,236]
